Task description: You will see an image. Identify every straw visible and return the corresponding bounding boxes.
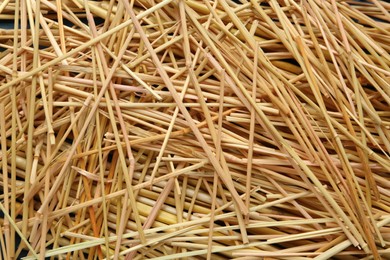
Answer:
[0,0,389,259]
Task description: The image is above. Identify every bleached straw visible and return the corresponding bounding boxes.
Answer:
[1,0,389,259]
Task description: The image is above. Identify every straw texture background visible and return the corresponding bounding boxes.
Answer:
[0,0,389,259]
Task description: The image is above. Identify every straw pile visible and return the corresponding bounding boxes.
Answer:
[0,0,389,259]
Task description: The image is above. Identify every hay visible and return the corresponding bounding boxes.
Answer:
[0,0,389,259]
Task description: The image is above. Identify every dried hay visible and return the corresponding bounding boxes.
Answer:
[0,0,389,259]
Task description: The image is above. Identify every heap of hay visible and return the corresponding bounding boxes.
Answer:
[0,0,389,259]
